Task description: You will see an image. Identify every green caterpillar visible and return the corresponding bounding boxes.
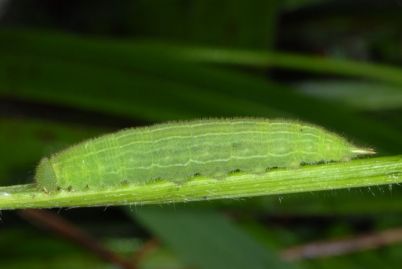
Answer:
[35,118,374,192]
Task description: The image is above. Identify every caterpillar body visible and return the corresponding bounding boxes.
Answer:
[35,118,374,192]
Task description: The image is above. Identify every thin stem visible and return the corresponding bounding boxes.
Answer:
[281,226,402,261]
[19,209,135,269]
[0,155,401,210]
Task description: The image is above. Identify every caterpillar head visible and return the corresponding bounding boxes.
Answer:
[35,157,58,192]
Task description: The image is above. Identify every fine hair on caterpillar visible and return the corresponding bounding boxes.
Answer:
[34,118,375,192]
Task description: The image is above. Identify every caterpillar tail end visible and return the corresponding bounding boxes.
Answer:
[351,147,376,156]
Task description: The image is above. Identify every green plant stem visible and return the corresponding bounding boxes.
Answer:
[0,155,401,210]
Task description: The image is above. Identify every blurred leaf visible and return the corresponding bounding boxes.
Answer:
[0,51,283,120]
[173,46,402,87]
[3,28,402,87]
[296,80,402,110]
[131,207,294,269]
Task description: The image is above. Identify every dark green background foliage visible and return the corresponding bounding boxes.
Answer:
[0,0,401,268]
